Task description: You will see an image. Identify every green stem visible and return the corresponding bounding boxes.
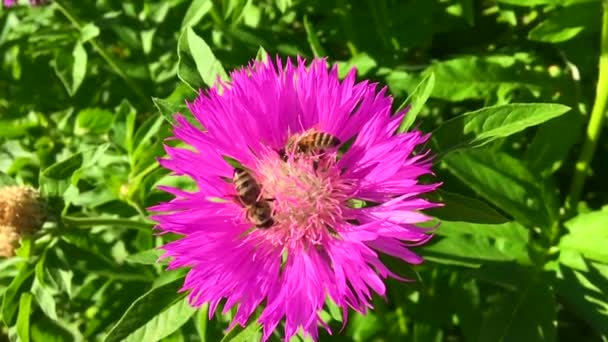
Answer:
[567,1,608,212]
[53,1,148,103]
[62,216,154,231]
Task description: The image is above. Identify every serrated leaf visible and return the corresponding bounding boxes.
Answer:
[181,0,213,29]
[479,278,556,342]
[432,103,570,155]
[443,148,557,228]
[104,277,186,342]
[397,72,435,133]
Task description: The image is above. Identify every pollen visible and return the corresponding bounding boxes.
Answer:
[256,149,354,246]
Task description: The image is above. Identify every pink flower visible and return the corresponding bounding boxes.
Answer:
[150,57,441,341]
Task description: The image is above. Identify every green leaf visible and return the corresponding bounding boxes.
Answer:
[110,100,137,152]
[30,316,78,342]
[53,42,88,96]
[397,72,435,133]
[181,0,213,29]
[525,109,585,176]
[303,15,326,57]
[152,97,189,125]
[2,266,34,326]
[255,46,269,62]
[335,53,377,78]
[529,2,600,43]
[125,249,164,265]
[443,148,557,228]
[39,152,84,200]
[347,312,380,342]
[104,277,187,342]
[460,0,474,26]
[422,221,530,266]
[0,171,16,186]
[220,322,263,342]
[275,0,292,13]
[32,277,58,320]
[432,103,570,155]
[554,261,608,338]
[479,278,556,342]
[79,22,100,43]
[424,55,553,101]
[42,153,84,180]
[16,292,33,342]
[122,297,197,342]
[497,0,598,6]
[427,190,509,224]
[177,27,227,91]
[560,209,608,263]
[130,113,167,170]
[75,108,114,135]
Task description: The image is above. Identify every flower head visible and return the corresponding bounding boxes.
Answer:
[150,57,440,341]
[0,185,46,234]
[0,225,19,257]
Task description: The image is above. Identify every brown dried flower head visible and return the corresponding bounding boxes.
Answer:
[0,185,46,234]
[0,225,20,257]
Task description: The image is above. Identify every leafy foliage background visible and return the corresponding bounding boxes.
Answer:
[1,0,607,341]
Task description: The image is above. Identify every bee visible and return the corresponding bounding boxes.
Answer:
[232,167,275,229]
[245,200,274,229]
[287,128,341,155]
[233,167,262,206]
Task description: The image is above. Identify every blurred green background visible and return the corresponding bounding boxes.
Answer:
[1,0,607,341]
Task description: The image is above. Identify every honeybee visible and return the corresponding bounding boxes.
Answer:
[287,128,341,155]
[245,201,274,229]
[233,167,262,206]
[233,167,274,229]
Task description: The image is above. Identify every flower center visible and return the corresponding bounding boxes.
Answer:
[255,149,353,247]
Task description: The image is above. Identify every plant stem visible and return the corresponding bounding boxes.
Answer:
[567,1,608,212]
[53,1,148,103]
[62,215,153,231]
